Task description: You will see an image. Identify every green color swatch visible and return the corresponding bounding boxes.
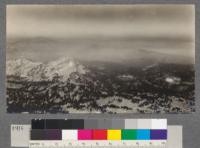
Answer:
[122,129,137,140]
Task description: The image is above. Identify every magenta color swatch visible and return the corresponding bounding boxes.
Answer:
[78,130,92,140]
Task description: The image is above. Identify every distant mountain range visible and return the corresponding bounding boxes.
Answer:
[6,57,87,81]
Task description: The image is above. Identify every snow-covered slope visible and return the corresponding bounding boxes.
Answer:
[6,58,42,78]
[6,57,87,81]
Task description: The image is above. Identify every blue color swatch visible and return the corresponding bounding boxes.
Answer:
[136,130,150,140]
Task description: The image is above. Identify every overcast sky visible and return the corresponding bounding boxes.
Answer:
[6,5,195,64]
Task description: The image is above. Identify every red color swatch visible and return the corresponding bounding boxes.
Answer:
[92,130,107,140]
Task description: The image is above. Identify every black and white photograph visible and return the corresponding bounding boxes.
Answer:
[6,5,195,113]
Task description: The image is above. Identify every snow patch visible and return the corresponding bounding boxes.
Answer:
[117,75,135,80]
[165,77,181,84]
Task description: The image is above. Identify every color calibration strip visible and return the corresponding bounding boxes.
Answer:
[29,126,182,148]
[31,129,167,140]
[11,121,183,148]
[30,119,167,141]
[31,119,167,129]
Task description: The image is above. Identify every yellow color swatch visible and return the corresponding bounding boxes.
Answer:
[107,130,121,140]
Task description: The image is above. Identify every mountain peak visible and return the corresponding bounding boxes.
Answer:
[7,57,87,81]
[48,57,76,67]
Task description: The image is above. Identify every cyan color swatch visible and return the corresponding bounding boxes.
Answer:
[136,130,150,140]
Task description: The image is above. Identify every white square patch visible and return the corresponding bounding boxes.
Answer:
[151,119,167,129]
[62,130,78,140]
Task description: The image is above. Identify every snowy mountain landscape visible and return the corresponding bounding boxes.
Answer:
[6,5,195,113]
[6,57,87,81]
[6,57,195,113]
